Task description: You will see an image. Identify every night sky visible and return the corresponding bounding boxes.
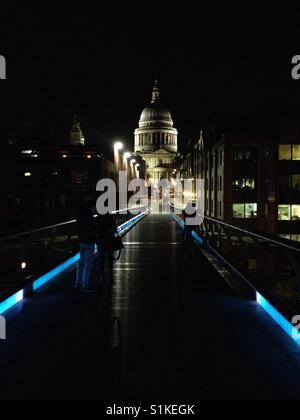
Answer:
[1,3,300,154]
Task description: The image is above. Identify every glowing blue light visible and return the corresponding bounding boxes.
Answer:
[0,211,149,313]
[117,211,148,235]
[256,292,300,347]
[0,290,24,315]
[171,212,204,245]
[33,253,80,291]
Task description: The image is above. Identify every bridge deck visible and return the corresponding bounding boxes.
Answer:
[0,214,300,400]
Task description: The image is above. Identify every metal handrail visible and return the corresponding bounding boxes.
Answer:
[0,206,147,243]
[170,205,300,254]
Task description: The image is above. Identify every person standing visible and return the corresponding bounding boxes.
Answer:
[97,213,118,283]
[76,200,97,293]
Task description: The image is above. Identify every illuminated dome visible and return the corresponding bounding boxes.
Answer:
[134,79,178,155]
[139,80,174,129]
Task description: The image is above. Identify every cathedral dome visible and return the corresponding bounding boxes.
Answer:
[140,103,173,125]
[138,80,174,128]
[135,79,178,156]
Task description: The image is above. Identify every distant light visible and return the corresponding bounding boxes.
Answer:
[21,150,33,155]
[87,155,92,159]
[52,172,59,176]
[114,142,124,151]
[24,172,31,177]
[21,262,27,270]
[32,154,38,158]
[124,152,131,160]
[62,154,68,159]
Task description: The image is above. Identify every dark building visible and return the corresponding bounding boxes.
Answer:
[178,115,300,243]
[0,116,114,234]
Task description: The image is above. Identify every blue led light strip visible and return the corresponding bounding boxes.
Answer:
[0,290,24,316]
[171,211,204,246]
[256,292,300,347]
[171,209,300,347]
[0,210,148,315]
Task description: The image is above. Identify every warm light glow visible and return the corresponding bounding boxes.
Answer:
[24,172,31,177]
[124,152,131,160]
[21,262,27,270]
[62,154,68,159]
[131,159,136,164]
[87,155,92,159]
[114,142,124,151]
[21,150,33,155]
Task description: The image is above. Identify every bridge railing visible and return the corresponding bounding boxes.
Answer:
[170,203,300,330]
[0,206,148,303]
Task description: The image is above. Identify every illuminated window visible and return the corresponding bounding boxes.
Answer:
[279,205,300,221]
[279,145,300,160]
[24,172,32,177]
[233,203,257,218]
[233,204,245,219]
[233,178,255,191]
[292,205,300,220]
[245,203,258,218]
[279,145,292,160]
[280,234,300,243]
[293,145,300,160]
[278,205,291,221]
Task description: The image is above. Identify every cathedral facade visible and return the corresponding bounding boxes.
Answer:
[134,80,178,183]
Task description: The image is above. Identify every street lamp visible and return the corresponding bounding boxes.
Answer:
[114,141,124,186]
[114,142,124,151]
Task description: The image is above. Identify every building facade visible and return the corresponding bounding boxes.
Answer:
[0,117,114,234]
[134,80,178,184]
[178,117,300,242]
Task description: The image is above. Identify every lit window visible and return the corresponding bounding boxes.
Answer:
[24,172,32,177]
[21,150,33,155]
[278,205,291,221]
[233,178,255,191]
[245,203,257,219]
[279,145,292,160]
[292,205,300,221]
[233,203,257,218]
[233,204,245,219]
[279,234,300,243]
[293,145,300,160]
